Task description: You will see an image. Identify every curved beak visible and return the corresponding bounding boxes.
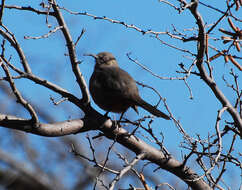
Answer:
[83,53,98,59]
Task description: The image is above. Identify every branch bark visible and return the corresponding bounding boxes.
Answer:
[0,109,212,190]
[51,0,90,106]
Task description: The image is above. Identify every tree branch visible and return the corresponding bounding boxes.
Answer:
[51,0,90,106]
[0,110,212,189]
[0,114,88,136]
[0,25,31,73]
[188,0,242,136]
[109,153,146,190]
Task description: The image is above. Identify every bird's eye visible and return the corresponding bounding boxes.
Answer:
[97,56,104,65]
[100,57,105,64]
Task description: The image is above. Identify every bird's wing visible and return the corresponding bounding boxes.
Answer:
[103,67,139,98]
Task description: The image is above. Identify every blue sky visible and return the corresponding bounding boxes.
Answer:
[0,0,241,189]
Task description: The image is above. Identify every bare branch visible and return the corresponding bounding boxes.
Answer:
[24,26,63,40]
[1,57,83,109]
[0,61,38,123]
[3,4,55,16]
[74,28,86,46]
[0,25,31,73]
[51,0,90,105]
[188,0,242,136]
[0,114,88,136]
[109,153,146,190]
[0,0,5,23]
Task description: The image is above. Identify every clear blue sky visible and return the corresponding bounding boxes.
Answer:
[1,1,241,189]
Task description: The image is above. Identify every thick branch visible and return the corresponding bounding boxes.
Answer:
[90,115,212,190]
[0,110,211,190]
[0,114,88,137]
[51,0,90,106]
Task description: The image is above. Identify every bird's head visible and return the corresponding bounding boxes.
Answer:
[84,52,119,68]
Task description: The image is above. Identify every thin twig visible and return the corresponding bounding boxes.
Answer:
[109,153,146,190]
[0,25,31,73]
[0,0,5,23]
[24,26,63,40]
[1,57,82,108]
[74,28,86,46]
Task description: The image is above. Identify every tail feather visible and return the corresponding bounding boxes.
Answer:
[136,98,170,120]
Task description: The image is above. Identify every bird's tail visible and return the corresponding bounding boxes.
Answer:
[136,98,170,120]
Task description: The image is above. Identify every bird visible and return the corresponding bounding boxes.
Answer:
[85,52,170,120]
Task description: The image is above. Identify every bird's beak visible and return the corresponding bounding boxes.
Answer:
[83,53,98,59]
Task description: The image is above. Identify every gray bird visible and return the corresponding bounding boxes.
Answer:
[85,52,170,120]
